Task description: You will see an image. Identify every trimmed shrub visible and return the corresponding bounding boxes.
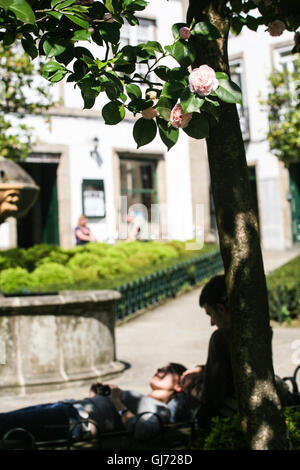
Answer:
[30,262,74,290]
[0,267,33,293]
[0,241,219,293]
[0,248,27,270]
[22,244,61,271]
[267,255,300,323]
[189,408,300,450]
[67,252,102,270]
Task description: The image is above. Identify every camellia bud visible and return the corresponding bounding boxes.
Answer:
[103,12,114,23]
[147,90,157,100]
[179,26,191,40]
[142,107,158,120]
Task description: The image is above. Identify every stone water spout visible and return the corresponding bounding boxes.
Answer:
[0,157,39,224]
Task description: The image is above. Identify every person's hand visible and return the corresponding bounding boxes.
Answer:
[180,366,203,393]
[181,366,203,380]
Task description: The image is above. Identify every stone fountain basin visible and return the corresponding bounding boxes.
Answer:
[0,290,125,396]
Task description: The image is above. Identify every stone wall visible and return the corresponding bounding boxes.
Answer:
[0,290,125,396]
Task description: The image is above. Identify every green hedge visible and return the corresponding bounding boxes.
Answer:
[188,408,300,450]
[0,241,218,294]
[267,255,300,323]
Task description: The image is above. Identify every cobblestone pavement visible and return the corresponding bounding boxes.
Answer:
[0,246,299,413]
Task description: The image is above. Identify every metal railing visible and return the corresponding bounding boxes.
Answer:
[114,250,224,321]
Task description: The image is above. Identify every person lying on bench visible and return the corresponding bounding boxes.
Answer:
[0,362,192,443]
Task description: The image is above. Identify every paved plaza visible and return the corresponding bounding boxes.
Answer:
[0,246,299,412]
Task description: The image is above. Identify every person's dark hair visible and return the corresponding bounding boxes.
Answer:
[199,274,227,308]
[168,362,187,377]
[90,382,110,396]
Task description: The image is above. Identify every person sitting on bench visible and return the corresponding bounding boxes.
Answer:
[180,274,297,429]
[0,362,192,443]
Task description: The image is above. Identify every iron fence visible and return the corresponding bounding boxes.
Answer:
[114,250,224,321]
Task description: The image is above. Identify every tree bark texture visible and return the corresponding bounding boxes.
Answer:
[187,0,289,450]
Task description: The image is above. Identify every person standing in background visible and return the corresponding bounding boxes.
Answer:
[75,215,97,245]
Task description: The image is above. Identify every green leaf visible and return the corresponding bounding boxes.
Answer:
[64,13,89,29]
[230,15,245,36]
[191,22,221,40]
[21,36,38,59]
[168,67,189,82]
[166,40,196,68]
[99,22,121,44]
[155,97,173,121]
[215,72,229,80]
[55,0,75,9]
[128,98,152,114]
[154,65,170,81]
[104,0,119,14]
[246,15,258,32]
[43,39,67,58]
[42,61,65,73]
[215,79,242,104]
[48,69,67,83]
[0,0,13,8]
[72,29,91,42]
[6,0,36,24]
[161,81,185,100]
[183,112,209,140]
[133,118,157,148]
[202,98,220,121]
[126,84,142,100]
[47,11,63,20]
[123,0,148,12]
[2,29,17,46]
[50,0,66,6]
[102,100,126,125]
[180,88,204,113]
[157,117,179,151]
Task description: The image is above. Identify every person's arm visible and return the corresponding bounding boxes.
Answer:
[110,387,169,440]
[109,386,135,425]
[196,328,232,427]
[75,226,96,242]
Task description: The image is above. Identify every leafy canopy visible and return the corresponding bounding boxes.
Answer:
[0,0,298,151]
[261,58,300,167]
[0,43,55,160]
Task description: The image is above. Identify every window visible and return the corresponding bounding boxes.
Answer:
[120,18,156,84]
[120,18,156,48]
[272,45,298,113]
[120,157,157,221]
[273,45,297,73]
[82,179,106,218]
[230,59,250,141]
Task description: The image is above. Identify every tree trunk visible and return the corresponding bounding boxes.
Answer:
[187,0,289,450]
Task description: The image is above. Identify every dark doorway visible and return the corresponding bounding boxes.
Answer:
[17,160,59,248]
[289,162,300,244]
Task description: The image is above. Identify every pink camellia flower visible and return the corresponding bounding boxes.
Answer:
[179,26,191,40]
[267,20,286,37]
[189,65,219,97]
[142,107,158,120]
[170,104,192,129]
